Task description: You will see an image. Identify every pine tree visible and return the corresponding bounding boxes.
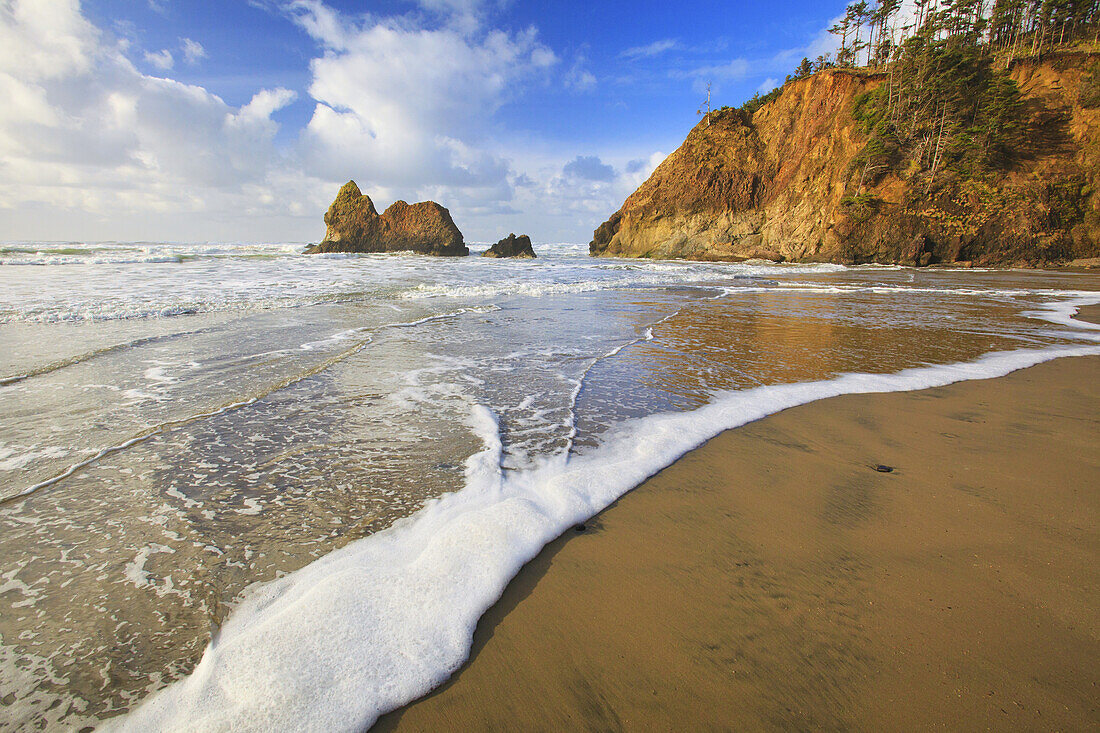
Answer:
[830,16,853,66]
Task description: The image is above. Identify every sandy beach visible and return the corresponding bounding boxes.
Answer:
[377,349,1100,731]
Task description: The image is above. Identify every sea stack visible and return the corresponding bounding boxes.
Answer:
[305,181,469,256]
[483,233,536,258]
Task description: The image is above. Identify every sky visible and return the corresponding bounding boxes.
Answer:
[0,0,852,244]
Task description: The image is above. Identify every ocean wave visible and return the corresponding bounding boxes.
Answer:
[0,295,354,325]
[0,327,221,385]
[0,241,307,266]
[1,306,496,503]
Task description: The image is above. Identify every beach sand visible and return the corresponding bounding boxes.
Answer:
[377,348,1100,731]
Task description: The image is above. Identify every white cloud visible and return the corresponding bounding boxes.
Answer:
[144,48,174,70]
[683,58,750,82]
[568,69,596,91]
[620,38,678,60]
[290,1,556,199]
[284,0,351,50]
[0,0,313,240]
[181,38,206,64]
[564,53,596,92]
[771,16,843,70]
[413,0,511,36]
[673,57,750,94]
[417,0,499,14]
[232,87,296,124]
[0,0,96,81]
[758,77,779,92]
[0,0,663,244]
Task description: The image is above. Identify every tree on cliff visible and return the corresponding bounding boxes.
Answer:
[698,82,713,126]
[736,0,1098,159]
[815,0,1098,189]
[829,0,1099,73]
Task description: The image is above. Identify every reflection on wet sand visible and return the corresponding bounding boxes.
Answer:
[569,289,1065,452]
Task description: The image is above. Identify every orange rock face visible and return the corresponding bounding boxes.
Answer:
[305,181,468,256]
[592,57,1100,267]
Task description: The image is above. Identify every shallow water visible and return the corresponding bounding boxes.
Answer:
[0,241,1097,730]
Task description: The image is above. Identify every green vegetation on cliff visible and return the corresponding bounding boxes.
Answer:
[591,3,1100,267]
[781,1,1100,187]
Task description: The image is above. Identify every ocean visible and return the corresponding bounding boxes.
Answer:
[1,240,1098,731]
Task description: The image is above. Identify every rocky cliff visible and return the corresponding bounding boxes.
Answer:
[305,181,469,256]
[591,54,1100,267]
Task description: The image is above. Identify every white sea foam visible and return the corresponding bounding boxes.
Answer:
[1024,294,1100,331]
[3,239,1033,325]
[110,332,1100,732]
[124,544,175,590]
[0,444,69,471]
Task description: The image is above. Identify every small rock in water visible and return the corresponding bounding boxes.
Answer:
[574,523,587,533]
[874,465,894,473]
[483,233,537,258]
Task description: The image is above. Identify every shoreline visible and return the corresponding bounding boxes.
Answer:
[593,252,1100,270]
[377,350,1100,731]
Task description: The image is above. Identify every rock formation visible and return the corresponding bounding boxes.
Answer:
[591,54,1100,267]
[483,233,536,258]
[305,181,468,256]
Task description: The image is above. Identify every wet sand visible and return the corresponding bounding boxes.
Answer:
[377,350,1100,731]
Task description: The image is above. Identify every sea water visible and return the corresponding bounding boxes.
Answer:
[0,241,1097,731]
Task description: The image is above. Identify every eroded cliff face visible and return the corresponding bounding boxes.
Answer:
[591,56,1100,266]
[305,181,469,256]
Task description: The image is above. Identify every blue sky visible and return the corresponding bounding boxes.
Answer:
[0,0,848,243]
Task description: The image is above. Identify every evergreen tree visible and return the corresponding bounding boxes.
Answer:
[734,0,1096,173]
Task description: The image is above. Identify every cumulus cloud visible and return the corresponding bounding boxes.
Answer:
[563,155,615,182]
[290,0,556,198]
[0,0,312,239]
[0,0,663,243]
[180,38,206,64]
[0,0,95,81]
[233,87,297,123]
